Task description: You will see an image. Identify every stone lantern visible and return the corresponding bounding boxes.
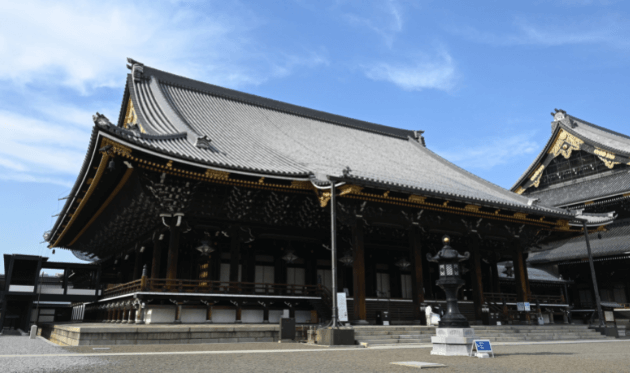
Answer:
[427,235,477,356]
[427,235,470,328]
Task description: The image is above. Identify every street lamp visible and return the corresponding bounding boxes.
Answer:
[427,235,470,328]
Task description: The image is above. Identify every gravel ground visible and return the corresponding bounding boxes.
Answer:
[2,339,629,373]
[0,336,107,373]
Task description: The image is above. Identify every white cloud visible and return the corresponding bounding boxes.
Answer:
[435,133,540,170]
[0,0,327,93]
[0,0,331,187]
[343,0,406,46]
[363,50,456,91]
[451,16,629,48]
[0,110,89,178]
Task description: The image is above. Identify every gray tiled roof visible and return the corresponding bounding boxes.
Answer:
[568,116,630,156]
[106,63,574,217]
[526,171,630,207]
[497,262,568,284]
[528,219,630,264]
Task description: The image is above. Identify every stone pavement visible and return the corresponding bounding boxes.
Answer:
[1,334,629,373]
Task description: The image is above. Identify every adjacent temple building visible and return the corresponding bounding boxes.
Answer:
[511,110,630,324]
[35,60,613,327]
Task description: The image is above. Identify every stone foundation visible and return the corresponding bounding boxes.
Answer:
[430,328,475,356]
[39,323,280,346]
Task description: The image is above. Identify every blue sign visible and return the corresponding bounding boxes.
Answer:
[470,340,494,358]
[474,340,492,352]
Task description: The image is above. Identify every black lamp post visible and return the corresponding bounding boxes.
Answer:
[427,235,471,328]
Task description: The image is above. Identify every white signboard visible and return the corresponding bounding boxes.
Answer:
[516,302,531,312]
[337,292,349,322]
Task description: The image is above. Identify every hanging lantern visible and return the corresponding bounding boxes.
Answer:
[282,250,298,264]
[395,257,411,269]
[195,240,215,256]
[339,252,353,266]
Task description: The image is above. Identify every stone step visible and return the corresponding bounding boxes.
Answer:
[354,334,434,340]
[358,338,431,345]
[353,330,435,336]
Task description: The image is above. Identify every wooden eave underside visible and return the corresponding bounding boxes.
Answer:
[50,135,587,252]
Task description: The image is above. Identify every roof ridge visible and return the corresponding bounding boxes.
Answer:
[568,114,630,141]
[139,64,417,140]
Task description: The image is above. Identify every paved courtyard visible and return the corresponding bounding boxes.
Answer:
[1,336,629,373]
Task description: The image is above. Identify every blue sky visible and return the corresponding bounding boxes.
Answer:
[1,0,629,271]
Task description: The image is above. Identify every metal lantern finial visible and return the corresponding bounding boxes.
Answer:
[195,240,215,256]
[282,250,298,264]
[339,252,353,266]
[395,257,411,269]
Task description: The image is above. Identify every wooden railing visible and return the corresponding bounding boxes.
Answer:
[102,277,324,298]
[484,292,565,305]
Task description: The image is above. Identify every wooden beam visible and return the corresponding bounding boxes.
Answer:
[352,222,368,324]
[409,228,425,321]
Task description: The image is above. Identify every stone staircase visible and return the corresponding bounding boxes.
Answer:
[354,325,611,346]
[354,326,436,346]
[471,325,611,342]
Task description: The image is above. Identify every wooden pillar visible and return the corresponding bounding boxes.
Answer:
[352,222,368,324]
[512,241,530,323]
[409,228,425,322]
[166,219,181,281]
[522,251,531,299]
[235,306,242,323]
[151,233,163,279]
[470,239,484,322]
[263,306,270,323]
[513,242,529,302]
[305,248,317,285]
[230,234,241,283]
[423,255,435,300]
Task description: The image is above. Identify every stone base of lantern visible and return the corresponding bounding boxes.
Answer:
[430,328,476,356]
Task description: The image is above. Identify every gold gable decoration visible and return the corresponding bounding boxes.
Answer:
[549,129,584,159]
[594,148,619,169]
[515,187,525,195]
[530,165,545,188]
[122,99,145,133]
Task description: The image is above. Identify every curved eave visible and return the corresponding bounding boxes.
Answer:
[47,126,102,248]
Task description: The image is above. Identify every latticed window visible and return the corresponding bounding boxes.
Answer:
[538,150,627,188]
